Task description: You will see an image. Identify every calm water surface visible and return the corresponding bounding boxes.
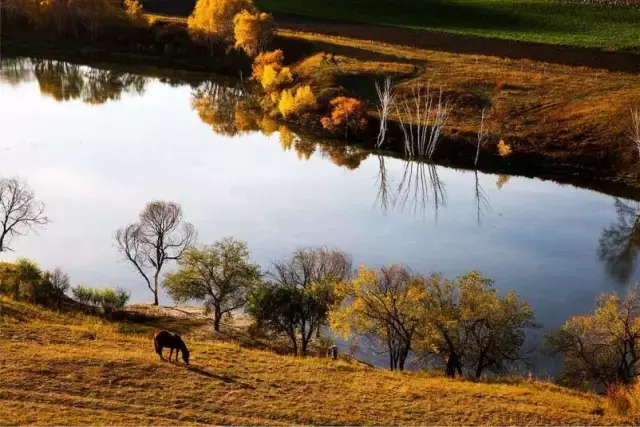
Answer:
[1,59,639,373]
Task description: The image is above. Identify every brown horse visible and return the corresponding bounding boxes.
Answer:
[154,330,190,366]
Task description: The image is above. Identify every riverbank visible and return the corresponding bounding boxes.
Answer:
[0,297,630,425]
[3,15,640,195]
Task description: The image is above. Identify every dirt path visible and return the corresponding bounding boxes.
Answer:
[272,13,639,74]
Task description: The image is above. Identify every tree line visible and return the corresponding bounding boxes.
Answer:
[1,176,640,390]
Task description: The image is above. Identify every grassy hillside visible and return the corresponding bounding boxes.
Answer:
[0,297,630,425]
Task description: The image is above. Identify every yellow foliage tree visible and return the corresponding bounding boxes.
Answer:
[292,85,317,114]
[278,89,295,118]
[188,0,255,53]
[321,96,368,139]
[330,265,425,371]
[260,65,293,93]
[233,10,273,57]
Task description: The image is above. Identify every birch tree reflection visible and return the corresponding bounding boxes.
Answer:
[376,157,447,218]
[598,199,640,284]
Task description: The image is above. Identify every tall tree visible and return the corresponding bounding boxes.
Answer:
[546,287,640,388]
[0,177,49,255]
[115,201,195,306]
[330,265,424,371]
[165,238,262,331]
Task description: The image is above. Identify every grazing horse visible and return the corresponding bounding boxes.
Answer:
[154,330,190,366]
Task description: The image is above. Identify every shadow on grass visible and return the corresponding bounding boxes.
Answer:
[187,366,257,389]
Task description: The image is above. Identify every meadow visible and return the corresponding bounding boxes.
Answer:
[142,0,640,50]
[0,297,631,425]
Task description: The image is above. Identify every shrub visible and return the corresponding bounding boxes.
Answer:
[321,96,368,138]
[606,382,640,422]
[233,10,273,57]
[72,285,130,316]
[498,139,512,156]
[188,0,256,53]
[293,85,317,115]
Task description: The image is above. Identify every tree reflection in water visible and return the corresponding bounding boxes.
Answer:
[474,171,491,224]
[0,57,34,86]
[1,58,148,104]
[598,199,640,285]
[376,156,447,219]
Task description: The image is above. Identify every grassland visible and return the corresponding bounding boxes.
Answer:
[257,0,640,51]
[142,0,640,51]
[0,297,632,425]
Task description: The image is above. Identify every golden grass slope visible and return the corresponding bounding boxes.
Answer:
[0,297,630,425]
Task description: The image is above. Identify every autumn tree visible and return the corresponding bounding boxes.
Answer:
[233,10,273,57]
[165,238,262,332]
[321,96,368,139]
[546,287,640,388]
[330,265,424,371]
[248,247,352,356]
[0,177,49,255]
[279,85,317,118]
[188,0,256,53]
[115,201,196,306]
[415,271,537,378]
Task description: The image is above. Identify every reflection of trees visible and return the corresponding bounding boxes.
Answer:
[474,171,491,224]
[191,81,247,137]
[496,174,511,190]
[320,145,369,170]
[27,59,147,104]
[598,199,640,284]
[376,157,447,218]
[0,58,34,86]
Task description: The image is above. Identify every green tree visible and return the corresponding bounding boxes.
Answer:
[164,238,262,332]
[247,247,352,356]
[546,287,640,388]
[246,282,327,356]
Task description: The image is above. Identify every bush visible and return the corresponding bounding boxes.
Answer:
[260,65,293,93]
[233,10,273,57]
[278,89,295,118]
[72,285,130,316]
[606,382,640,422]
[251,49,284,81]
[321,96,368,138]
[498,139,512,156]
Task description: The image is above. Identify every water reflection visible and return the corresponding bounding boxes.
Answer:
[375,156,447,218]
[598,199,640,285]
[0,58,149,105]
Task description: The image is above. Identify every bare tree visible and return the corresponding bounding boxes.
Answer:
[375,77,396,148]
[115,201,196,306]
[396,85,451,160]
[475,109,489,167]
[0,177,49,254]
[630,107,640,159]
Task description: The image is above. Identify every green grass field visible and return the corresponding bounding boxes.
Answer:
[254,0,640,50]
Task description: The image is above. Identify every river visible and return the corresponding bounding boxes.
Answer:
[1,57,638,374]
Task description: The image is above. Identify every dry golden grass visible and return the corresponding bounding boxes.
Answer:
[0,297,632,425]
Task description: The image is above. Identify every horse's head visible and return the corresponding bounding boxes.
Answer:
[182,348,190,366]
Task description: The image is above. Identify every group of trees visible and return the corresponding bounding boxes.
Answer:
[331,267,538,377]
[187,0,274,56]
[2,0,146,40]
